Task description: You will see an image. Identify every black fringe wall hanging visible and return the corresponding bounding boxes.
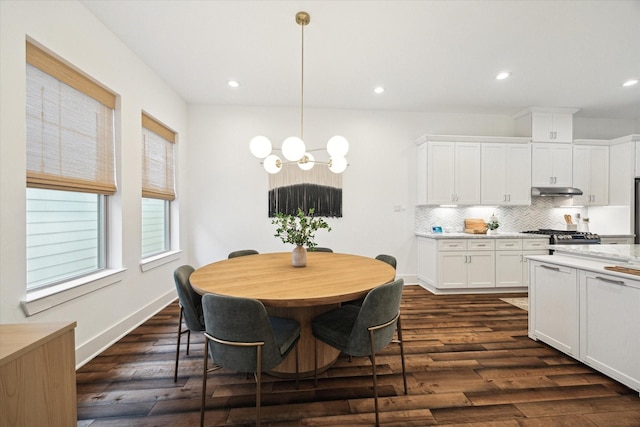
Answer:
[268,163,342,217]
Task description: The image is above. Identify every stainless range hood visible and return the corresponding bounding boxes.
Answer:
[531,187,583,197]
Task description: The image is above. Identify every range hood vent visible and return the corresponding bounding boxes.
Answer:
[531,187,583,197]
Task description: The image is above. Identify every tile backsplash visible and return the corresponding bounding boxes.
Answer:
[415,198,588,233]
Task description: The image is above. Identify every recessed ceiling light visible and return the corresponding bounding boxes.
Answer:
[622,79,638,87]
[373,86,385,94]
[496,72,511,80]
[227,80,240,88]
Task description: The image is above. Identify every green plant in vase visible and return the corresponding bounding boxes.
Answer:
[272,208,331,267]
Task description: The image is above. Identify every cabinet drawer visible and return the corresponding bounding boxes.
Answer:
[496,239,522,250]
[468,240,495,251]
[438,240,467,251]
[524,239,548,250]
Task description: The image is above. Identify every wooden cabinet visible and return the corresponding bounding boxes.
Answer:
[531,143,573,187]
[531,112,574,143]
[0,322,77,427]
[572,145,609,206]
[438,239,495,288]
[579,271,640,392]
[495,238,547,288]
[425,141,480,205]
[529,260,579,356]
[481,143,531,205]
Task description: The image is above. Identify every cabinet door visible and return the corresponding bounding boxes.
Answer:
[551,113,574,143]
[531,112,554,142]
[427,142,455,204]
[609,141,633,206]
[522,250,548,287]
[529,261,578,356]
[550,145,573,187]
[481,144,507,204]
[572,145,591,205]
[580,272,640,391]
[467,252,495,288]
[531,144,553,186]
[454,143,481,204]
[416,143,427,205]
[495,251,523,287]
[438,252,467,288]
[505,144,531,204]
[588,146,609,205]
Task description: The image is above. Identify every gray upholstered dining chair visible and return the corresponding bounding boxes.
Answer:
[200,293,301,427]
[173,265,205,382]
[375,254,397,270]
[312,278,407,426]
[308,246,333,252]
[228,249,259,258]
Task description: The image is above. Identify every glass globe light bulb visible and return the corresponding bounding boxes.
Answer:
[281,136,306,161]
[328,156,348,174]
[326,135,349,157]
[297,152,315,171]
[263,154,282,174]
[249,135,272,158]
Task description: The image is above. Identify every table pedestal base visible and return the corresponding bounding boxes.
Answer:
[267,304,340,378]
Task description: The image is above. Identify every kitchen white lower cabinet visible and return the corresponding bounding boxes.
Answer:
[580,271,640,392]
[529,261,579,356]
[528,256,640,394]
[418,236,546,293]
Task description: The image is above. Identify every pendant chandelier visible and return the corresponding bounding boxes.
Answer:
[249,11,349,174]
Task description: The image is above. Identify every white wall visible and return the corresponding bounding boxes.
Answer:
[186,106,519,279]
[0,1,188,366]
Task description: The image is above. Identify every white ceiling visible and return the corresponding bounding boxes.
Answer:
[81,0,640,120]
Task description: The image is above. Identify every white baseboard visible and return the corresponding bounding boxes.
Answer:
[75,289,177,369]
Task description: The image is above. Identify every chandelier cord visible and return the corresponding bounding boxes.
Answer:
[300,16,305,142]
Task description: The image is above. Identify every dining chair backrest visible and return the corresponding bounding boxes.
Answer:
[309,247,333,252]
[228,249,259,258]
[174,265,204,331]
[347,278,404,356]
[375,254,397,270]
[201,293,292,372]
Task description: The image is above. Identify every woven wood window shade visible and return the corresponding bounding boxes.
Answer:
[26,42,116,195]
[142,114,175,201]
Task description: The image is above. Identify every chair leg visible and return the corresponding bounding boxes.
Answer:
[256,346,262,427]
[397,315,408,395]
[186,329,191,355]
[313,337,318,387]
[174,307,184,382]
[369,330,380,427]
[200,336,209,427]
[295,343,299,390]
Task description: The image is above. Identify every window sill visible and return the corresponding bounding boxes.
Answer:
[140,249,182,272]
[21,268,127,316]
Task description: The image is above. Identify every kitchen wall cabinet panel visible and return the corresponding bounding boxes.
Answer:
[426,142,481,205]
[531,112,574,143]
[531,143,573,187]
[481,143,531,205]
[529,261,579,356]
[572,145,609,206]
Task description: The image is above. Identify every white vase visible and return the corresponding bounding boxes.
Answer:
[292,245,307,267]
[487,229,498,236]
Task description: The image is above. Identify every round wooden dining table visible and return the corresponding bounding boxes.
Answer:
[189,251,396,377]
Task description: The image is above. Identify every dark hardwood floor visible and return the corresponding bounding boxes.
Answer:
[76,285,640,426]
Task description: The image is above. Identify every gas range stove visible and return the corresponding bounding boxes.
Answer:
[522,229,601,245]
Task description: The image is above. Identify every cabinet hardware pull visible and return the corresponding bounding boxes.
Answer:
[540,264,560,271]
[594,276,625,286]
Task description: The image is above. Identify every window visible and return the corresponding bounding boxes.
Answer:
[141,113,175,258]
[25,41,116,291]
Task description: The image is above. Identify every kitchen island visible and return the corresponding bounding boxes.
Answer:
[527,248,640,395]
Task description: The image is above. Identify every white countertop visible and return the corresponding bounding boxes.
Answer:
[415,232,547,239]
[549,244,640,264]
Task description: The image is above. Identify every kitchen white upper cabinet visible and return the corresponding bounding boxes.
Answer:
[531,112,574,143]
[572,145,609,206]
[426,142,480,205]
[531,143,573,187]
[481,143,531,205]
[416,142,428,205]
